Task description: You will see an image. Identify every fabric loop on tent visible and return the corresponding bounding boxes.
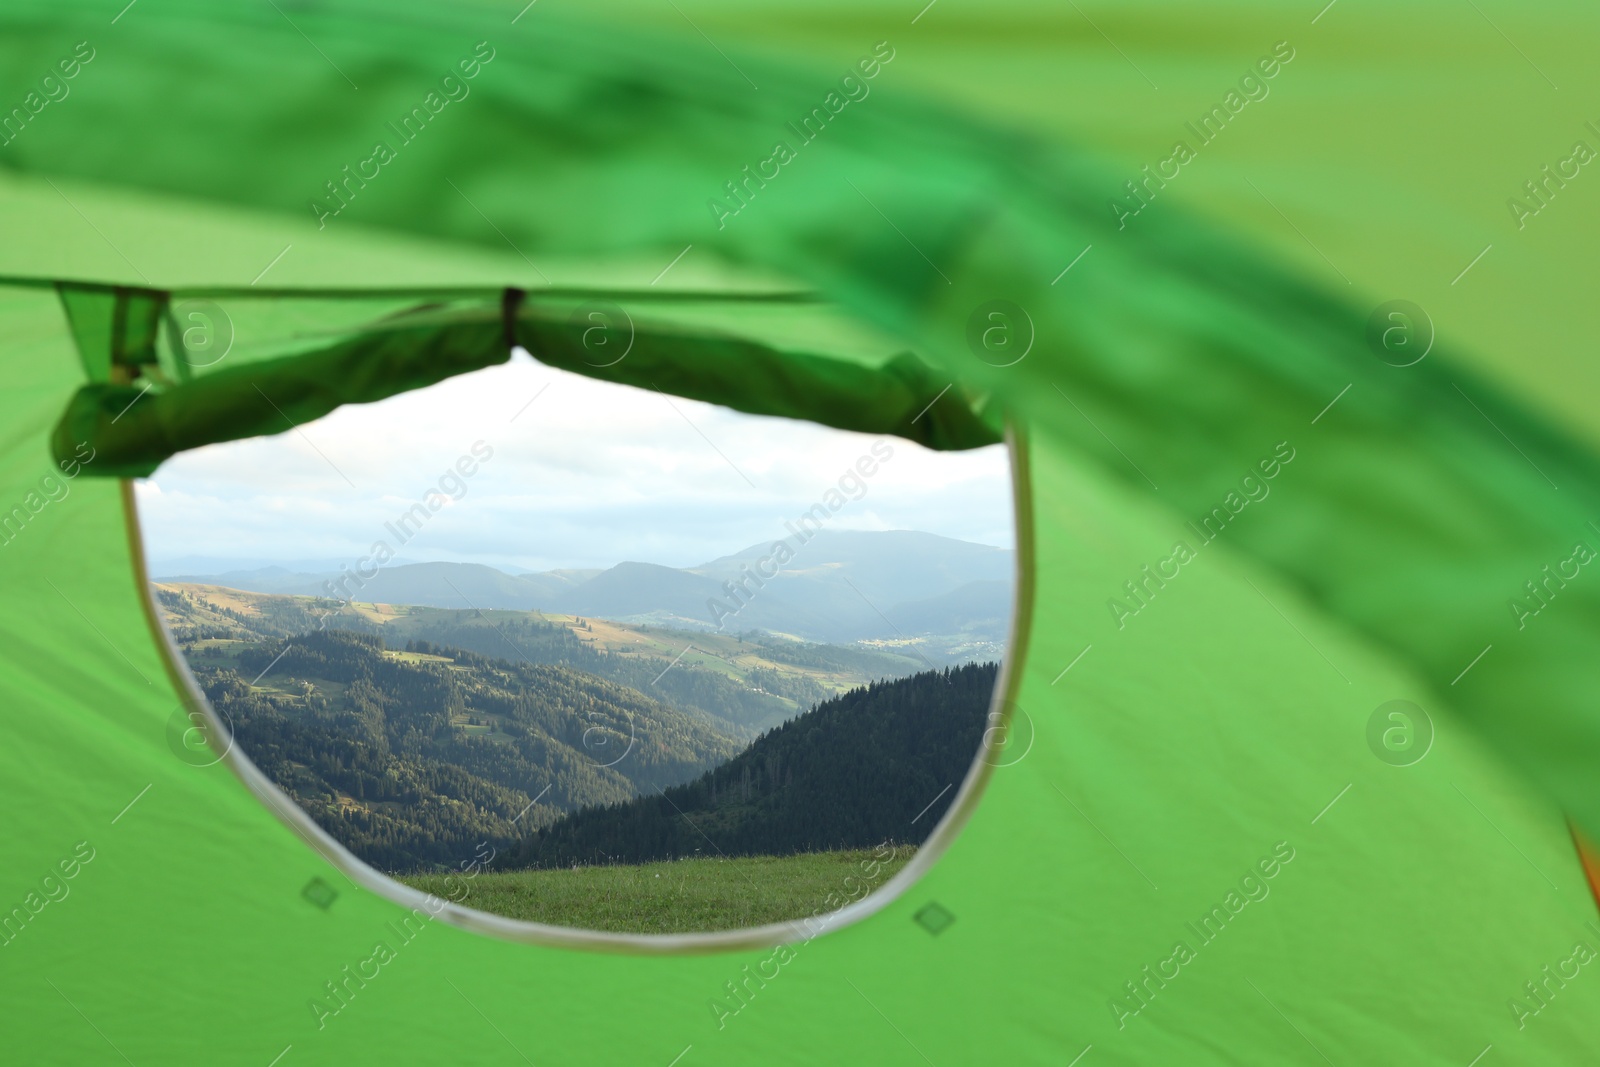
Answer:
[501,286,525,352]
[55,282,168,385]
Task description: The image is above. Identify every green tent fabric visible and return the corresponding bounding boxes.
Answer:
[3,1,1600,1063]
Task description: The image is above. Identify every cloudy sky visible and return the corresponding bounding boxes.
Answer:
[137,351,1014,576]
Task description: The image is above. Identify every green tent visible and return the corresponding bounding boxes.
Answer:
[4,1,1600,1062]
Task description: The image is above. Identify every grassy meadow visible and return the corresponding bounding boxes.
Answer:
[398,848,914,934]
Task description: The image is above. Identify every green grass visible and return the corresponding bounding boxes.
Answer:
[384,650,455,665]
[396,847,914,934]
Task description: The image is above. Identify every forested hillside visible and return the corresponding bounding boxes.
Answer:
[389,612,809,732]
[155,584,917,734]
[155,585,994,875]
[192,630,743,870]
[501,662,997,869]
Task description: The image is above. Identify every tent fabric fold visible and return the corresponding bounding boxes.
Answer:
[48,281,1000,476]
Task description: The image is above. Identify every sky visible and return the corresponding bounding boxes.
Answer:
[137,350,1014,576]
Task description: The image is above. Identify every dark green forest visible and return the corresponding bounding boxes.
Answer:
[500,662,997,869]
[195,629,743,870]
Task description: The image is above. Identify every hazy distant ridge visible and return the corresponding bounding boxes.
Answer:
[155,530,1014,646]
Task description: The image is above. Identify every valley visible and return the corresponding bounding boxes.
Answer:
[156,582,995,877]
[158,581,927,731]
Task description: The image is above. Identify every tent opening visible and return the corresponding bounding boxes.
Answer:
[133,350,1019,939]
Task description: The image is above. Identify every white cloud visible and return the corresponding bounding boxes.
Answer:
[139,355,1014,573]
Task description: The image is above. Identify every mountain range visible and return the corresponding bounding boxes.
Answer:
[152,530,1014,648]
